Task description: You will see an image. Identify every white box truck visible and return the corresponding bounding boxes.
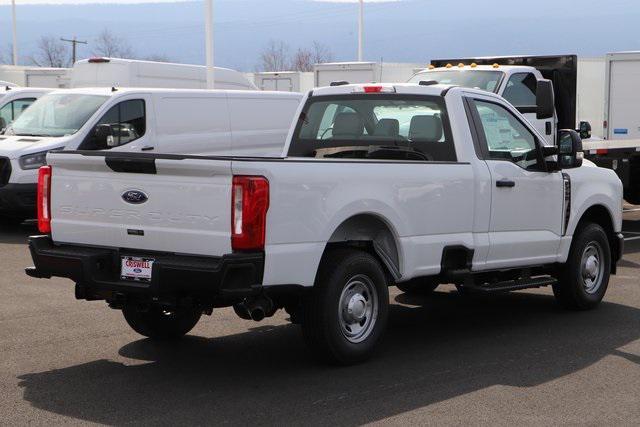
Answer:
[254,71,314,93]
[70,58,257,90]
[0,65,71,88]
[314,62,425,88]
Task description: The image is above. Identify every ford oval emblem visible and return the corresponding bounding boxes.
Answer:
[122,190,148,204]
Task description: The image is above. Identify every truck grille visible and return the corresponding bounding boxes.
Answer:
[0,157,11,187]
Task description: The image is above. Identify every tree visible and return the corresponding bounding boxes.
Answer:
[310,41,333,64]
[291,48,313,72]
[93,29,134,59]
[258,40,290,72]
[290,41,333,72]
[29,36,70,68]
[259,40,333,72]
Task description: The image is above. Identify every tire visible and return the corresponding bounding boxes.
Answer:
[553,222,611,310]
[122,304,202,340]
[396,278,439,295]
[302,248,389,365]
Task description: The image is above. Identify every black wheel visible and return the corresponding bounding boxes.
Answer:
[302,248,389,365]
[396,278,439,295]
[553,223,611,310]
[122,304,202,339]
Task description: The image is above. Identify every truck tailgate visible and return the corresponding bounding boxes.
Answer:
[48,153,233,256]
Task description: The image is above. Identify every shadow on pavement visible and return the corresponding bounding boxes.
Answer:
[17,290,640,425]
[0,218,35,244]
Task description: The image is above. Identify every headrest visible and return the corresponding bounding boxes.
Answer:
[409,115,443,142]
[332,112,364,139]
[374,118,400,137]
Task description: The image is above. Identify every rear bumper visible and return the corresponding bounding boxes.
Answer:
[0,183,36,216]
[26,235,264,302]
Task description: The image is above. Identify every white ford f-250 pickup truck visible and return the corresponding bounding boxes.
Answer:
[26,82,624,364]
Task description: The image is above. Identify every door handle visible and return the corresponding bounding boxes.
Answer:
[141,146,154,151]
[496,179,516,188]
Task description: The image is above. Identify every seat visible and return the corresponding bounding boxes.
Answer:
[409,115,443,142]
[408,115,456,161]
[374,118,400,137]
[332,112,364,139]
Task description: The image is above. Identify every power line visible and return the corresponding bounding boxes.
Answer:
[60,36,87,64]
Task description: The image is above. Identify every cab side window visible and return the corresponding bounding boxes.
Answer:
[80,100,146,150]
[0,98,36,128]
[502,73,537,108]
[472,100,542,171]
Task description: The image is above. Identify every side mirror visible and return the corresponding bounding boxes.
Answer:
[557,129,583,169]
[536,79,554,120]
[0,117,6,134]
[94,124,116,148]
[578,121,592,140]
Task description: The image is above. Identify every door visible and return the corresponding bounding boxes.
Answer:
[79,96,154,152]
[608,59,640,140]
[468,97,564,269]
[502,72,555,145]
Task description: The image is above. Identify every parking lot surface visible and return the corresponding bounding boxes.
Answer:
[1,215,639,426]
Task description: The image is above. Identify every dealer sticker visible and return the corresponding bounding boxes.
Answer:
[121,256,154,282]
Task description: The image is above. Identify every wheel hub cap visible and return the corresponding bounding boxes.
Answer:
[346,294,367,322]
[338,274,379,344]
[580,242,604,294]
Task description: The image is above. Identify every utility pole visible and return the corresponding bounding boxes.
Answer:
[204,0,215,89]
[11,0,18,65]
[358,0,364,62]
[60,36,88,65]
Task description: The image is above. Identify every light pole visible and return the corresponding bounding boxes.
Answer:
[204,0,215,89]
[357,0,364,62]
[11,0,18,65]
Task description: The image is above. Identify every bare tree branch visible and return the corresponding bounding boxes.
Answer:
[291,48,313,72]
[258,40,333,72]
[28,36,71,68]
[258,40,290,72]
[92,29,134,59]
[311,41,333,64]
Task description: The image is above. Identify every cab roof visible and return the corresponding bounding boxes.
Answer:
[309,82,496,100]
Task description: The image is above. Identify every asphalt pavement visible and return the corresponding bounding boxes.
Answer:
[0,216,639,426]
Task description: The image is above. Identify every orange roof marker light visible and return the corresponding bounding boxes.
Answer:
[428,64,435,70]
[492,63,500,68]
[445,63,453,68]
[458,63,465,68]
[470,63,477,68]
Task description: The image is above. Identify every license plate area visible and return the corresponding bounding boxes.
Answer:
[121,256,155,282]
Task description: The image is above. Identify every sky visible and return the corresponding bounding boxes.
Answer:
[0,0,397,4]
[1,0,640,71]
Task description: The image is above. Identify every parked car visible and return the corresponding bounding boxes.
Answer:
[0,87,302,217]
[26,82,623,364]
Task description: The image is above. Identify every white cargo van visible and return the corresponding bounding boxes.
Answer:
[0,87,52,133]
[71,58,257,90]
[0,87,302,216]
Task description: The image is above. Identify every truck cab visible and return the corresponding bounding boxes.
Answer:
[409,55,583,146]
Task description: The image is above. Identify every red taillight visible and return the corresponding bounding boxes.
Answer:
[231,176,269,251]
[364,86,383,93]
[37,166,52,233]
[88,57,110,63]
[596,149,608,155]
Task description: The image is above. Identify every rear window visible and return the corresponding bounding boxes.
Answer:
[288,94,456,161]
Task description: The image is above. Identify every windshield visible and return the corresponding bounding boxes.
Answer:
[289,94,456,162]
[408,70,504,93]
[7,93,108,137]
